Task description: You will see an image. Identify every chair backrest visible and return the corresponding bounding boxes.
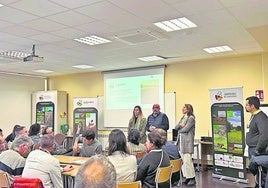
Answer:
[54,133,66,145]
[135,151,146,159]
[170,158,182,173]
[155,165,173,187]
[0,171,12,188]
[117,180,141,188]
[11,177,44,188]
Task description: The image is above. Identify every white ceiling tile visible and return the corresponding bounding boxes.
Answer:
[46,10,95,27]
[51,28,86,39]
[48,0,102,9]
[226,1,268,27]
[21,18,67,32]
[110,0,181,22]
[1,25,42,37]
[74,1,148,29]
[171,0,223,15]
[0,6,38,24]
[74,21,118,35]
[9,0,68,17]
[26,33,65,43]
[0,20,14,28]
[0,0,21,5]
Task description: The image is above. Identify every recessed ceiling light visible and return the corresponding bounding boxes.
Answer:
[0,51,30,59]
[0,4,4,7]
[72,65,94,69]
[203,45,233,53]
[138,56,165,62]
[34,70,54,73]
[154,17,197,32]
[73,35,111,45]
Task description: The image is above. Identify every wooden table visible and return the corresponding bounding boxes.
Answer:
[54,155,89,188]
[54,155,89,165]
[61,165,81,177]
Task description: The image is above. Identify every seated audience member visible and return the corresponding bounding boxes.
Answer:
[249,155,268,188]
[136,131,170,188]
[22,134,73,188]
[107,129,137,182]
[15,126,28,136]
[0,135,33,175]
[0,128,3,137]
[74,155,117,188]
[73,129,102,157]
[42,126,67,155]
[42,126,54,136]
[28,123,41,145]
[0,129,8,153]
[40,124,46,136]
[127,128,146,155]
[5,124,21,143]
[156,128,181,186]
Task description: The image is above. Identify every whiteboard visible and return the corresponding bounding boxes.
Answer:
[97,92,176,130]
[164,92,176,131]
[260,104,268,116]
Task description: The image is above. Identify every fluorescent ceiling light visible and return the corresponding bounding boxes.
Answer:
[0,51,30,59]
[138,56,165,62]
[203,45,233,53]
[73,35,111,45]
[0,4,4,7]
[34,69,54,73]
[72,65,94,69]
[154,17,197,32]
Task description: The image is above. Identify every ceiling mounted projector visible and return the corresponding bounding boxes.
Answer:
[23,45,44,63]
[23,55,44,62]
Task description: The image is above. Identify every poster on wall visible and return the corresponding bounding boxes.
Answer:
[209,86,247,183]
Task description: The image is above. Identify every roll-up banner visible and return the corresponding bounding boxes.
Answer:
[209,87,248,183]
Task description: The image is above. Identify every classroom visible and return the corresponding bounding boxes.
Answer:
[0,1,268,188]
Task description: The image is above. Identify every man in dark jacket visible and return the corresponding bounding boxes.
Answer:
[146,104,169,132]
[245,96,268,188]
[245,96,268,158]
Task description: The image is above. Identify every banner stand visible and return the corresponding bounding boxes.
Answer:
[212,174,248,183]
[209,87,248,184]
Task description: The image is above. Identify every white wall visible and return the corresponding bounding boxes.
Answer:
[0,74,45,136]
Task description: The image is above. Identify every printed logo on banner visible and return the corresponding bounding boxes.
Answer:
[209,87,243,105]
[39,95,44,101]
[215,91,223,101]
[37,94,53,101]
[77,100,83,106]
[73,98,98,109]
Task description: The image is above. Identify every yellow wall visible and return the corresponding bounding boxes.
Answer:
[48,52,268,139]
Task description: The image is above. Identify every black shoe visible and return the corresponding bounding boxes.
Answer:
[187,179,196,186]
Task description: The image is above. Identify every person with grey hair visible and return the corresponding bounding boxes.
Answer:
[22,134,73,188]
[0,135,33,175]
[74,155,117,188]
